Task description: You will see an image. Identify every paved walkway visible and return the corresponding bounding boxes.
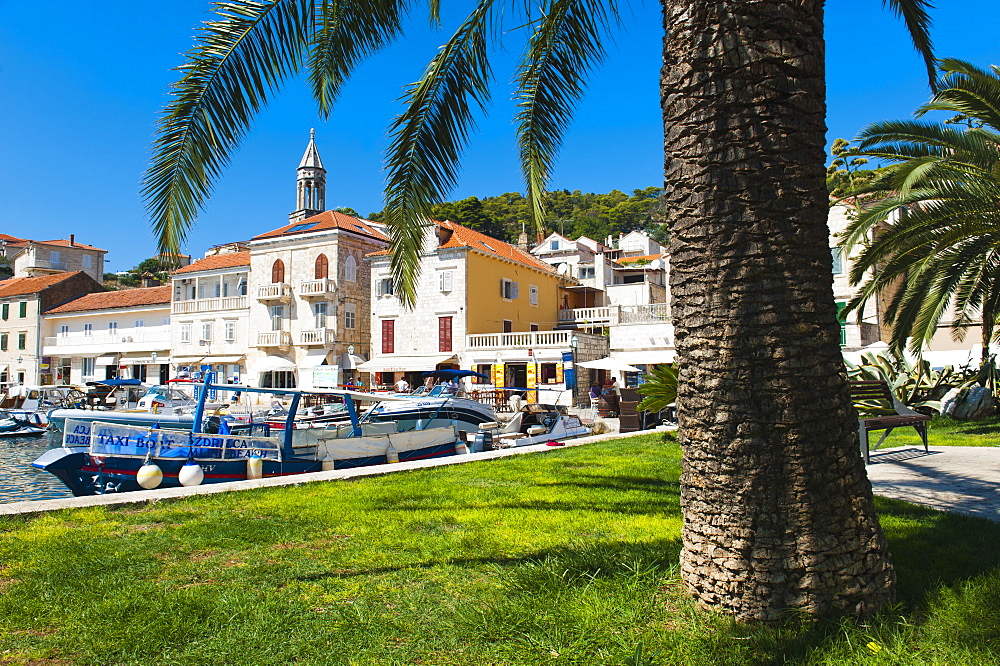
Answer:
[865,445,1000,522]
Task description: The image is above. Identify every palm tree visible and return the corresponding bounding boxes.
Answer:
[143,0,936,621]
[842,60,1000,364]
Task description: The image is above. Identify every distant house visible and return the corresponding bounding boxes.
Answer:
[1,234,106,282]
[0,271,104,385]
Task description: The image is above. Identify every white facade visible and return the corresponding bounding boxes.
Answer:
[170,256,251,384]
[42,302,172,385]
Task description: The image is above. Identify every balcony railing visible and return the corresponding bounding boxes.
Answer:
[256,330,292,348]
[467,330,573,350]
[256,283,291,302]
[558,303,671,327]
[298,328,335,346]
[28,259,69,271]
[172,296,247,314]
[42,331,171,348]
[299,278,336,297]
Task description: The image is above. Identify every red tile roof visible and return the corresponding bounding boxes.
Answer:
[0,272,89,298]
[0,236,104,252]
[46,285,172,314]
[172,251,250,275]
[253,211,389,242]
[366,220,554,273]
[0,234,26,244]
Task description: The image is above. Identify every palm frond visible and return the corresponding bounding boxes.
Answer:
[515,0,617,243]
[382,2,496,306]
[883,0,936,90]
[143,0,316,254]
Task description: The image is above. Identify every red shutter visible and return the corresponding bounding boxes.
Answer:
[382,319,394,354]
[439,317,452,352]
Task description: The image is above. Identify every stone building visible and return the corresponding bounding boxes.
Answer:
[1,234,106,283]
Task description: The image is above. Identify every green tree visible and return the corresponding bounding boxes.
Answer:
[143,0,936,621]
[842,59,1000,363]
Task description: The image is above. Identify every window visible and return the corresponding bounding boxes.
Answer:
[315,254,329,279]
[382,319,395,354]
[271,259,285,284]
[50,250,61,265]
[1,303,7,319]
[19,302,27,318]
[344,303,356,329]
[84,323,93,337]
[503,320,512,333]
[82,357,95,378]
[18,332,26,350]
[270,305,285,331]
[343,255,357,282]
[134,320,144,340]
[530,323,539,331]
[836,301,848,346]
[475,364,491,384]
[578,266,595,279]
[224,320,236,341]
[162,317,170,327]
[439,270,453,292]
[287,222,318,233]
[259,370,296,388]
[201,322,213,342]
[831,247,844,275]
[108,322,117,339]
[438,316,453,352]
[180,323,191,344]
[540,363,558,384]
[529,285,539,306]
[82,255,92,268]
[0,333,6,351]
[550,240,560,250]
[501,279,518,300]
[59,325,69,338]
[238,276,247,295]
[313,302,328,328]
[377,277,394,296]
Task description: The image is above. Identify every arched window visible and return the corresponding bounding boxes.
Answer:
[315,253,329,279]
[343,255,357,282]
[271,259,285,284]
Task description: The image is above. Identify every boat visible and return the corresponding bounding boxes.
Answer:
[0,384,86,428]
[472,403,591,450]
[0,411,47,438]
[33,382,463,496]
[47,381,204,432]
[364,384,498,434]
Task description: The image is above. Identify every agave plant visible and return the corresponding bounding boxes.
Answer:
[845,350,978,414]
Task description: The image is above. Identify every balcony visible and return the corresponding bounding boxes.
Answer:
[299,278,336,298]
[172,296,247,314]
[298,328,335,347]
[558,303,671,327]
[467,330,573,351]
[42,331,171,355]
[256,331,292,348]
[256,283,291,302]
[27,259,69,272]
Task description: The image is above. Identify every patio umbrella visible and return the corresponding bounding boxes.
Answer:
[577,357,642,372]
[421,369,490,380]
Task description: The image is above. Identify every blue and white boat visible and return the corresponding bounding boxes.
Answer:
[33,381,461,496]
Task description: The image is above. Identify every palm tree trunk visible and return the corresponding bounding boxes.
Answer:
[661,0,894,621]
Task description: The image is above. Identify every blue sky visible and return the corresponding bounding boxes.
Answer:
[2,0,998,271]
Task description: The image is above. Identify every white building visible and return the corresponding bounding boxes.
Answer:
[42,286,172,384]
[169,251,251,383]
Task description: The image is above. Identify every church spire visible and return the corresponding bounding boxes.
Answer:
[290,128,327,223]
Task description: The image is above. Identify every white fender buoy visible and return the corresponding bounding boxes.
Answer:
[386,443,399,464]
[321,455,335,471]
[178,461,205,486]
[246,455,263,480]
[136,463,163,489]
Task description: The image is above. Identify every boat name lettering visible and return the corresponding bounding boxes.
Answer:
[65,434,90,446]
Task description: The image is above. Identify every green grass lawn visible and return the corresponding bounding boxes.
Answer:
[2,433,1000,665]
[873,415,1000,448]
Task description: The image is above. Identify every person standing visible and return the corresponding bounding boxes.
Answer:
[395,377,410,393]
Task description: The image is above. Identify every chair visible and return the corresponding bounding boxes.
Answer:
[849,380,930,464]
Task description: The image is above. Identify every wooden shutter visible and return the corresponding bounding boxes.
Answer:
[439,316,452,352]
[382,319,394,354]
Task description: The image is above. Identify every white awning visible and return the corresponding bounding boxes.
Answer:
[342,353,367,369]
[301,349,331,367]
[259,355,296,370]
[172,356,204,366]
[578,357,642,372]
[201,355,245,363]
[94,355,118,365]
[120,356,156,365]
[356,354,455,372]
[611,350,676,365]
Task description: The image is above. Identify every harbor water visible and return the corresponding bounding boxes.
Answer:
[0,431,73,503]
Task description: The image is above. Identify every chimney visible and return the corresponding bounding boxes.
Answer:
[69,234,75,247]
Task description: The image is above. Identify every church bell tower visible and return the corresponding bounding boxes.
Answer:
[289,129,327,223]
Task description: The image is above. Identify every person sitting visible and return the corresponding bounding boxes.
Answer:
[589,384,601,400]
